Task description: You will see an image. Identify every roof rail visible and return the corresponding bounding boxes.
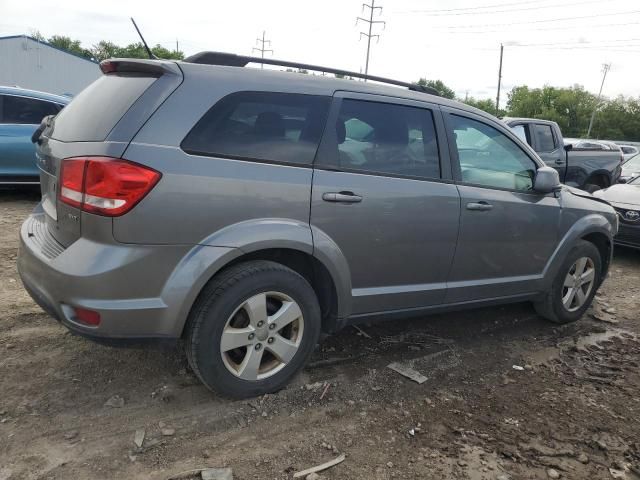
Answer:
[183,51,440,96]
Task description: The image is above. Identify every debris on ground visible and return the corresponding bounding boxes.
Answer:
[201,467,233,480]
[104,395,125,408]
[353,325,372,339]
[293,454,346,478]
[512,365,525,371]
[387,362,427,384]
[133,429,145,448]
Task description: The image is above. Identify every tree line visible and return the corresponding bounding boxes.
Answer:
[33,33,640,142]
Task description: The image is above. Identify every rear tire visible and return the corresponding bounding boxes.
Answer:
[185,260,321,398]
[534,240,602,324]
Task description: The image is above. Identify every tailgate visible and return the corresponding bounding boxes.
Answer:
[36,60,183,247]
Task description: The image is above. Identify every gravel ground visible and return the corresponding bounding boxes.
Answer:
[1,190,639,480]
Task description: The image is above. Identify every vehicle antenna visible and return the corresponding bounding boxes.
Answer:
[131,17,157,59]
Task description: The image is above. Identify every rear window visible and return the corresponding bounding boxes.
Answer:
[50,74,156,142]
[181,92,331,166]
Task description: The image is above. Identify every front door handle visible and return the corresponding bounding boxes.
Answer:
[555,158,564,165]
[466,201,493,211]
[322,192,363,203]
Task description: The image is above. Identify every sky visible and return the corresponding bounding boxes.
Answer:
[2,0,640,107]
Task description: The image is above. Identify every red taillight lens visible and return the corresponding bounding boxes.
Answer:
[59,157,161,216]
[60,158,86,209]
[74,307,101,326]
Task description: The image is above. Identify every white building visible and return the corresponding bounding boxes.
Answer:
[0,35,101,96]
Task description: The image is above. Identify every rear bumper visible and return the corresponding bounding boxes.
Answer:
[17,209,235,340]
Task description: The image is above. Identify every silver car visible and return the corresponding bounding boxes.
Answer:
[18,54,618,398]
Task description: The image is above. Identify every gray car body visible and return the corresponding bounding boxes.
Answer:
[18,59,618,341]
[504,118,622,190]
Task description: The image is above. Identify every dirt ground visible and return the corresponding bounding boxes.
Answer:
[1,190,639,480]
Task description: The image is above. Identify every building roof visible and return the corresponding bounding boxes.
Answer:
[0,35,98,64]
[0,85,72,104]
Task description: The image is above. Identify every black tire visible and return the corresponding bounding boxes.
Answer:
[534,240,602,324]
[185,260,321,398]
[584,183,602,193]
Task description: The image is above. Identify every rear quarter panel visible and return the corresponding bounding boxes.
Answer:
[566,150,622,188]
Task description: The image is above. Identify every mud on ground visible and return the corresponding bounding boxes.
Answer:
[1,190,639,480]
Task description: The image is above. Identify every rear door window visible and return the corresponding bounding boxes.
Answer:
[181,92,331,166]
[50,74,156,142]
[533,124,557,152]
[319,98,441,179]
[1,95,61,124]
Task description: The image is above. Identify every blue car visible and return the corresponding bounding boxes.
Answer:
[0,86,69,184]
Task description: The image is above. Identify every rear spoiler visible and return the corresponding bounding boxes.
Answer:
[100,59,181,76]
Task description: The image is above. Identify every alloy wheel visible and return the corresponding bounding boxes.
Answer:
[561,257,596,312]
[220,291,304,381]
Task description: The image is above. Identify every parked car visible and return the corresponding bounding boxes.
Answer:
[618,144,639,161]
[18,54,618,398]
[504,119,623,192]
[0,86,69,184]
[594,177,640,249]
[619,153,640,184]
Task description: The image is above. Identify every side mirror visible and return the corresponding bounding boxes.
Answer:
[534,166,561,193]
[564,144,573,152]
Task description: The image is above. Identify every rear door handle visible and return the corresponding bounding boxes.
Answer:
[466,201,493,211]
[322,192,362,203]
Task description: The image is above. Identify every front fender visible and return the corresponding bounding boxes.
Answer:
[542,213,614,289]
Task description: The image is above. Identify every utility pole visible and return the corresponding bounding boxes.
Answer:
[357,0,385,80]
[175,39,179,55]
[252,31,273,69]
[587,63,611,138]
[495,43,504,116]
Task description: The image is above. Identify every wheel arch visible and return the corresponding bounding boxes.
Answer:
[168,219,352,338]
[543,214,614,289]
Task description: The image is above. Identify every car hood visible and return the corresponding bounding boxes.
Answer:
[593,184,640,207]
[564,185,612,208]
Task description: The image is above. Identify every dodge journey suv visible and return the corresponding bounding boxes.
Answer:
[18,53,618,398]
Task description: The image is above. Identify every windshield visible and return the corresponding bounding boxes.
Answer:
[623,154,640,172]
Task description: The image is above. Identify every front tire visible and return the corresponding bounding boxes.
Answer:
[534,240,602,324]
[185,260,321,398]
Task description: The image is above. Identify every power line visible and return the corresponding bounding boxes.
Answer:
[395,0,557,14]
[433,9,640,29]
[357,0,385,79]
[396,0,613,16]
[252,30,273,69]
[441,20,640,34]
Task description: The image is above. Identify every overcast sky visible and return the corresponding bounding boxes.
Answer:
[2,0,640,105]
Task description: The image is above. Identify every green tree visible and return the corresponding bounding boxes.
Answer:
[463,97,502,116]
[416,78,456,99]
[47,35,93,59]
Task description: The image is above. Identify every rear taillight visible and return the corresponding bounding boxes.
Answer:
[59,157,161,216]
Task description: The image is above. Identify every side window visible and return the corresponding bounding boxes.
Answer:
[533,124,557,152]
[181,92,330,166]
[510,124,530,145]
[451,114,537,192]
[2,95,60,124]
[331,99,440,179]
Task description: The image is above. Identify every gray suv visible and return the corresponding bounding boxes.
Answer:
[18,53,618,398]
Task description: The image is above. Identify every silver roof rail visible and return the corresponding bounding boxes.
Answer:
[184,51,440,97]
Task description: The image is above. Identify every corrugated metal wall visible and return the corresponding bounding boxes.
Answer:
[0,36,101,96]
